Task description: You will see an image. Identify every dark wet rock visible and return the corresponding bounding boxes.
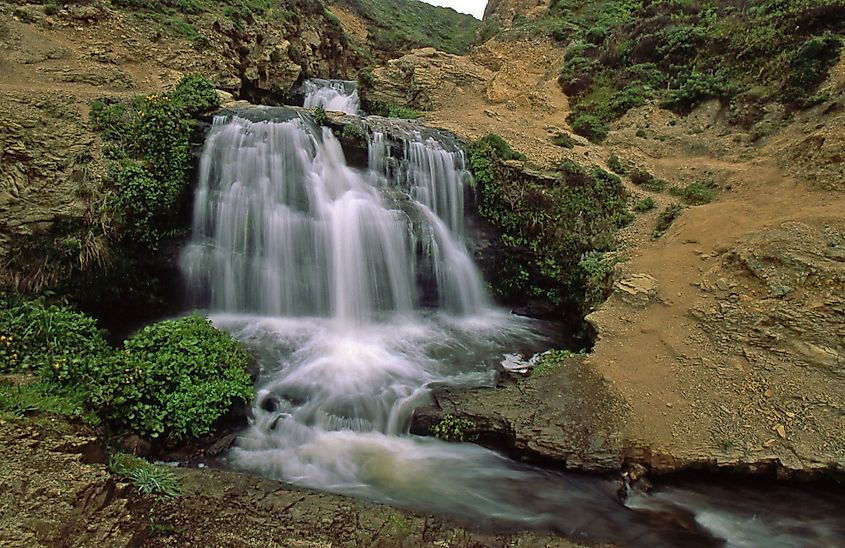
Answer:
[412,355,628,472]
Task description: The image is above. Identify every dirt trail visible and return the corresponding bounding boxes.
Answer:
[411,33,845,474]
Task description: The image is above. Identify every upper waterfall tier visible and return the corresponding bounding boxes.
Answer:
[302,79,360,115]
[180,113,488,320]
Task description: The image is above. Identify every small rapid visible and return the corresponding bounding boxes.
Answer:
[302,78,360,115]
[180,81,845,547]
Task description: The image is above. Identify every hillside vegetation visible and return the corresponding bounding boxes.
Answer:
[506,0,844,141]
[331,0,480,58]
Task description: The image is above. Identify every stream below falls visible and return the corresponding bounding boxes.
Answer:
[177,80,845,547]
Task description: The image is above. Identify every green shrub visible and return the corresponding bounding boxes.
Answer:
[653,204,684,238]
[670,179,718,205]
[313,105,328,126]
[661,71,734,112]
[579,251,618,311]
[468,135,629,312]
[431,414,475,442]
[0,293,109,375]
[629,167,654,186]
[367,101,424,119]
[43,0,59,16]
[569,113,608,142]
[634,197,657,212]
[551,132,577,148]
[90,315,252,440]
[90,74,220,252]
[170,73,219,115]
[607,154,625,174]
[787,32,843,100]
[341,123,368,145]
[110,162,173,251]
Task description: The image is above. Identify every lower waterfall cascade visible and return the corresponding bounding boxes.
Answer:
[178,82,845,547]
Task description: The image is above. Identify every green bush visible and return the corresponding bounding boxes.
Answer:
[88,315,252,440]
[670,179,718,205]
[607,154,625,174]
[0,379,99,424]
[532,348,584,376]
[579,251,618,311]
[367,101,424,119]
[551,132,577,148]
[629,167,654,186]
[90,74,220,252]
[0,293,109,375]
[654,204,684,238]
[634,197,657,212]
[341,123,368,145]
[313,105,328,126]
[1,295,253,440]
[468,135,629,311]
[170,73,219,115]
[787,32,843,100]
[43,0,59,16]
[569,113,608,142]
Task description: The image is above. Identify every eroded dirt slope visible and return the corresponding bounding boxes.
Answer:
[381,29,845,475]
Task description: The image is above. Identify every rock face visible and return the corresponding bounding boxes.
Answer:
[0,91,105,288]
[362,47,493,111]
[483,0,549,28]
[412,356,628,472]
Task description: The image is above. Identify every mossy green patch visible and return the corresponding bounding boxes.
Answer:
[468,134,631,314]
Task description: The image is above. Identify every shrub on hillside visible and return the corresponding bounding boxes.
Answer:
[91,315,253,439]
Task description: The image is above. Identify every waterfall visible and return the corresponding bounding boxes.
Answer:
[177,103,842,547]
[181,116,488,318]
[302,78,360,115]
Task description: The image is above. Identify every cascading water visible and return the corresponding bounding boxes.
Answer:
[302,78,360,115]
[181,83,845,547]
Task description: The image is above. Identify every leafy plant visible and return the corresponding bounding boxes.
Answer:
[468,135,630,312]
[607,154,625,174]
[313,105,328,126]
[431,414,476,442]
[579,251,618,311]
[568,113,609,142]
[90,74,220,252]
[1,294,254,441]
[546,0,845,131]
[367,101,424,119]
[670,179,719,205]
[551,132,578,148]
[108,453,181,497]
[91,315,253,440]
[634,197,657,212]
[653,204,684,238]
[0,292,109,375]
[0,379,99,424]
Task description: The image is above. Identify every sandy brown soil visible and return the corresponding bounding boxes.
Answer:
[400,32,845,475]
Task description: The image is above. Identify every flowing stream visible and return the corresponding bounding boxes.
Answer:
[179,81,845,547]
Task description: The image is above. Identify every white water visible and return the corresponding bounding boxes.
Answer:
[303,78,360,115]
[181,82,845,547]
